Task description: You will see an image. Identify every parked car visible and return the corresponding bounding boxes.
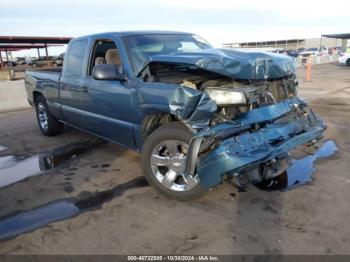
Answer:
[328,47,345,55]
[271,49,285,54]
[299,47,327,57]
[28,56,54,67]
[16,57,27,65]
[338,53,350,66]
[52,53,65,67]
[298,48,306,53]
[25,31,326,199]
[286,49,299,58]
[1,61,17,67]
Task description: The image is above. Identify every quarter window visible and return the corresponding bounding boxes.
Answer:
[64,40,88,76]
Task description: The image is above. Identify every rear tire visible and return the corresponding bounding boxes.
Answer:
[35,95,63,136]
[141,122,207,200]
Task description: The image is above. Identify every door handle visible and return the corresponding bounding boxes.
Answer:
[81,86,89,93]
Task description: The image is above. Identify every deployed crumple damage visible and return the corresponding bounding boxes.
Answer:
[139,48,297,80]
[169,86,217,128]
[147,48,326,189]
[168,90,326,189]
[194,99,326,188]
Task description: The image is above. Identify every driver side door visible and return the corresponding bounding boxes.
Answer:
[79,39,136,149]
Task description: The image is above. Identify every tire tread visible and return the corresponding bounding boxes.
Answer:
[35,95,63,136]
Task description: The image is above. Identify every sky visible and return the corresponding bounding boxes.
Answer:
[1,0,349,57]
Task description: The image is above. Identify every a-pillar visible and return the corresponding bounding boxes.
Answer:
[0,50,3,68]
[45,43,49,66]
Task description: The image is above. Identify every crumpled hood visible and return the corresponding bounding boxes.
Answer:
[141,48,297,80]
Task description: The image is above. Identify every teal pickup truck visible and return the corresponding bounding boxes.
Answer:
[25,31,326,199]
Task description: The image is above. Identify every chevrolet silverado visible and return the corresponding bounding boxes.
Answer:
[25,31,326,199]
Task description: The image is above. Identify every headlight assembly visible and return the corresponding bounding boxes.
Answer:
[205,88,246,106]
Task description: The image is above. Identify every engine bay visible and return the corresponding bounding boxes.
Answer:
[140,62,299,121]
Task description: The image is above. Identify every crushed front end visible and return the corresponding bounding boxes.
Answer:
[140,48,327,189]
[185,98,326,188]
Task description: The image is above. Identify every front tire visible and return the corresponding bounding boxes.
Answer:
[346,58,350,66]
[35,95,63,136]
[141,122,207,200]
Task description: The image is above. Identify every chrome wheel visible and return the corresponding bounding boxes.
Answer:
[150,139,199,192]
[37,102,48,131]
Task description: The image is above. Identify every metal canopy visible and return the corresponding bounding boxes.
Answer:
[0,36,72,44]
[0,44,61,52]
[0,35,71,68]
[322,33,350,39]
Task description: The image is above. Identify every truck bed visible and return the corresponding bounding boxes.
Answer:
[25,68,62,106]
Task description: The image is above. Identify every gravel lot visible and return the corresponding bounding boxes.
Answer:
[0,63,349,255]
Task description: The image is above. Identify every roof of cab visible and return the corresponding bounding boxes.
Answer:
[72,30,192,41]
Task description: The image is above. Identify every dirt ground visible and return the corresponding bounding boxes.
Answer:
[0,63,349,255]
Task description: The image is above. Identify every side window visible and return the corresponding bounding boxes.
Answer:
[64,40,88,77]
[89,39,122,75]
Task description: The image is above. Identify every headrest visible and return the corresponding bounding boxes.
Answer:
[95,57,105,65]
[105,49,121,65]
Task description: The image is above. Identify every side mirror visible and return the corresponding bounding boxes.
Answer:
[93,64,126,81]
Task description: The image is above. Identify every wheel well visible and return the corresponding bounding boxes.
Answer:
[33,91,43,104]
[141,113,177,143]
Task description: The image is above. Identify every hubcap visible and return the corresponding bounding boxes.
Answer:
[37,102,48,131]
[150,140,199,192]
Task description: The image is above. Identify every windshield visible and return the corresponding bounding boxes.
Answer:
[306,48,318,51]
[122,34,212,72]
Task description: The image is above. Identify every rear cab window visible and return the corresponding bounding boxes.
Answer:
[63,39,88,77]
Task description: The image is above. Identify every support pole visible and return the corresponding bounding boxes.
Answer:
[5,49,9,67]
[45,43,49,66]
[37,48,40,59]
[0,51,3,68]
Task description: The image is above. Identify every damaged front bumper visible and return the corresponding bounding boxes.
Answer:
[185,98,326,189]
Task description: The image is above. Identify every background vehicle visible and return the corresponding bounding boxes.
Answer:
[298,47,306,53]
[286,49,299,58]
[15,57,26,65]
[28,56,54,67]
[271,49,285,54]
[25,31,326,200]
[271,49,298,58]
[1,61,17,67]
[328,46,345,55]
[299,47,328,57]
[338,53,350,66]
[52,53,65,67]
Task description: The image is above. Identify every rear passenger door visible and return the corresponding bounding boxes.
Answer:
[59,39,89,125]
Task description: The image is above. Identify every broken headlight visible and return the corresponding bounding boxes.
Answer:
[205,88,246,106]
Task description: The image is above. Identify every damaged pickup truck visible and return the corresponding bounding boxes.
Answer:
[25,31,326,199]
